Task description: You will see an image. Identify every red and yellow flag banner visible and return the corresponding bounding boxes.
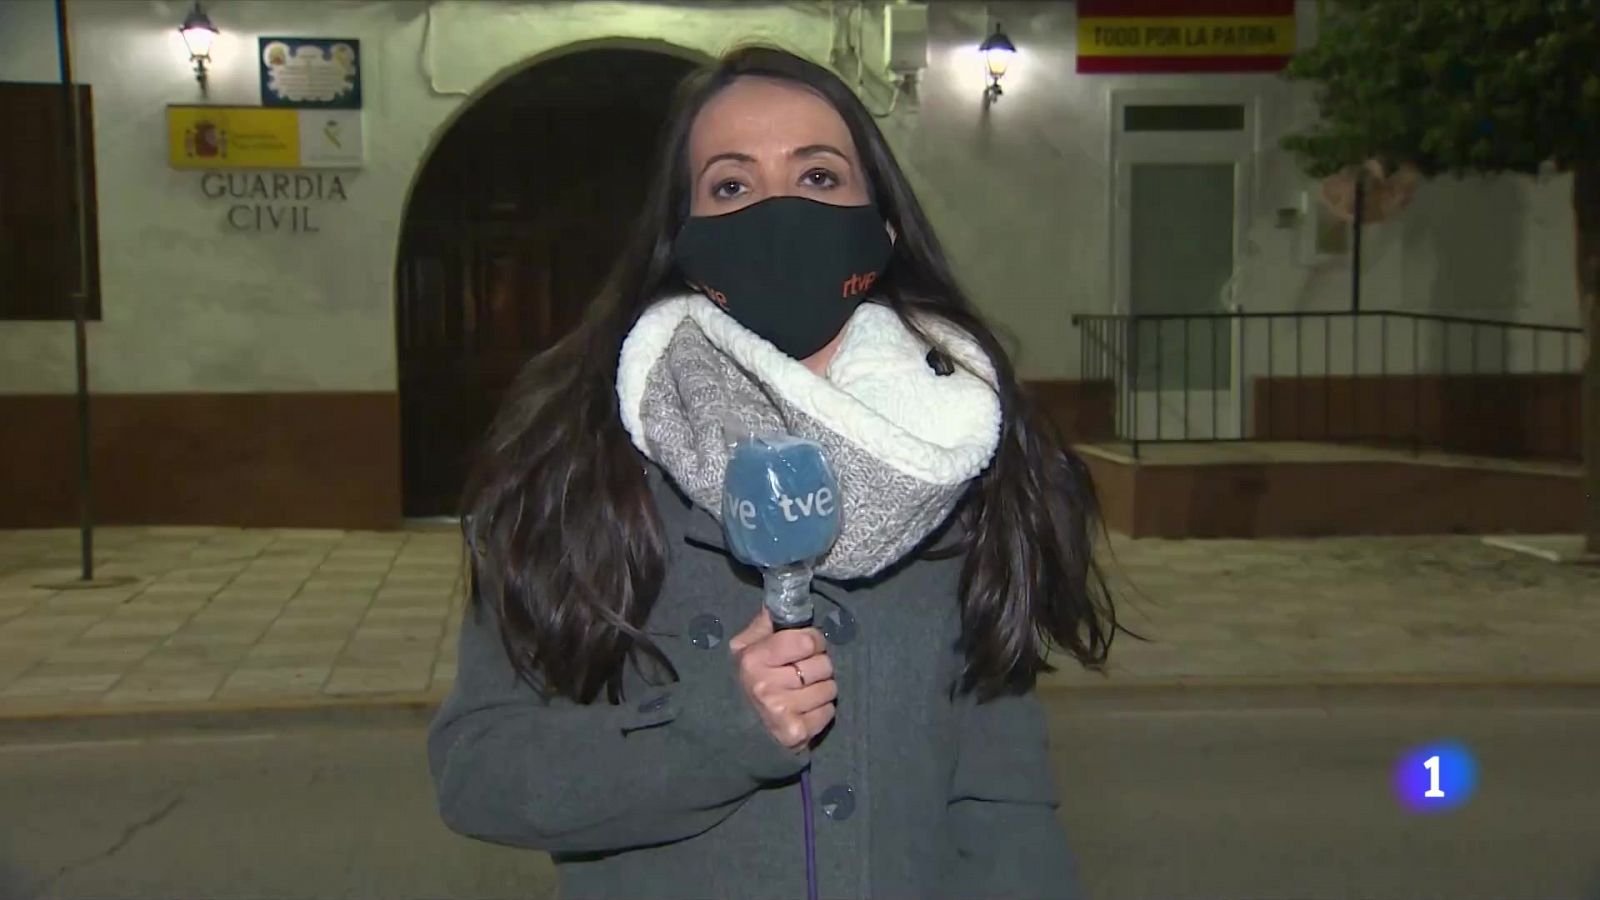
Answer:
[1077,0,1296,74]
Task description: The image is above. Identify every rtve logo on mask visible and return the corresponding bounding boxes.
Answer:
[841,271,878,299]
[697,274,874,306]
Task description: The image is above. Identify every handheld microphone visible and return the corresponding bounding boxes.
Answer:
[720,429,836,900]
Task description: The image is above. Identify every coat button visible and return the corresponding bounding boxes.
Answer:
[688,614,724,650]
[820,606,856,646]
[637,695,668,714]
[819,783,856,821]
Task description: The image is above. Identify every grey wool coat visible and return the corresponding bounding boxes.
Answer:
[427,464,1081,900]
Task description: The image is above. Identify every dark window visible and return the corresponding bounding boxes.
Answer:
[0,81,101,321]
[1124,103,1246,133]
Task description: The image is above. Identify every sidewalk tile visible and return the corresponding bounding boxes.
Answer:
[353,621,441,641]
[165,627,267,648]
[381,575,457,590]
[213,585,299,602]
[373,593,453,609]
[0,587,59,603]
[1,568,79,587]
[217,664,331,696]
[145,581,228,595]
[242,557,323,571]
[3,670,123,697]
[363,607,447,622]
[339,642,434,668]
[301,585,383,600]
[123,593,210,614]
[324,665,431,695]
[323,551,398,564]
[284,598,372,618]
[264,614,363,636]
[104,669,226,704]
[186,608,278,628]
[183,550,261,565]
[0,639,60,668]
[139,642,251,670]
[0,656,37,688]
[164,565,247,582]
[0,610,33,627]
[46,639,159,665]
[1,613,100,640]
[81,617,188,640]
[245,638,347,663]
[390,553,460,567]
[305,571,384,584]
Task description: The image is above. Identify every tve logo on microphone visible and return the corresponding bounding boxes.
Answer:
[730,486,835,529]
[721,435,841,570]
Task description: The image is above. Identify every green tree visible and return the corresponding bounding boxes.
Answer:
[1282,0,1600,554]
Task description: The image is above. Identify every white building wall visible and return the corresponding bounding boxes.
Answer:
[0,0,833,394]
[0,0,1580,392]
[869,1,1578,382]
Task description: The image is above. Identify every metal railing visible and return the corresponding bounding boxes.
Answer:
[1072,310,1584,461]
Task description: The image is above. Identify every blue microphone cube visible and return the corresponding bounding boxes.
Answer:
[721,435,842,570]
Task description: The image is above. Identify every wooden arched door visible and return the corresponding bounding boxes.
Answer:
[396,50,695,518]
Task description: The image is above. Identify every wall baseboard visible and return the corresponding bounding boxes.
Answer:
[0,393,400,530]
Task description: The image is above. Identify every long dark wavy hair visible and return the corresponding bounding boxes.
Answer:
[463,46,1118,704]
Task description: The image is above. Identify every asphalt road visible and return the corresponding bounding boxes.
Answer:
[3,687,1599,900]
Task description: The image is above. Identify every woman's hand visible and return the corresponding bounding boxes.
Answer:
[728,610,836,750]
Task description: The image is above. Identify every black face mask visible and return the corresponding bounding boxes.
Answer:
[673,196,895,360]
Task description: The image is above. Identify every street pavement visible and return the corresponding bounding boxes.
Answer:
[3,688,1599,900]
[2,525,1597,899]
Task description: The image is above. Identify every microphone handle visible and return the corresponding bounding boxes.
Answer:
[763,562,815,631]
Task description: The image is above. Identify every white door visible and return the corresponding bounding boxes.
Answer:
[1112,96,1254,442]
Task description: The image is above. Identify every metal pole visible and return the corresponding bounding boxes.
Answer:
[1130,318,1140,460]
[1447,321,1456,453]
[1470,324,1479,454]
[1352,314,1361,440]
[1155,322,1164,442]
[1323,317,1331,439]
[56,0,94,582]
[1182,320,1190,440]
[1266,317,1274,439]
[1412,319,1421,456]
[1351,176,1364,314]
[1350,178,1364,445]
[1295,317,1303,439]
[1380,314,1389,446]
[1564,334,1573,457]
[1211,318,1219,440]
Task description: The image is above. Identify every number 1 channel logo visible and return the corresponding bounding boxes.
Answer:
[1393,741,1477,813]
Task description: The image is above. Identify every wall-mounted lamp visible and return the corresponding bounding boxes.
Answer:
[979,23,1015,105]
[179,1,218,96]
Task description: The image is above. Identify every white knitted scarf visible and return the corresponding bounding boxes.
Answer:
[616,294,1002,579]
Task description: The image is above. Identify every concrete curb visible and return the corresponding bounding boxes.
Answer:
[3,674,1599,728]
[1040,678,1600,712]
[0,690,446,726]
[1041,673,1600,692]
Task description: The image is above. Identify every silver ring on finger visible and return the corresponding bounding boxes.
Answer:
[791,661,808,688]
